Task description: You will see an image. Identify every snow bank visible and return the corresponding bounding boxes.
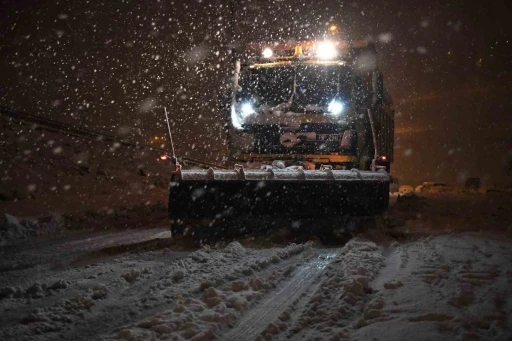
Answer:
[398,185,414,194]
[393,192,430,212]
[415,183,481,195]
[0,213,62,244]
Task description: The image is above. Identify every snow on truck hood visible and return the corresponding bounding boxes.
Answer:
[243,107,348,127]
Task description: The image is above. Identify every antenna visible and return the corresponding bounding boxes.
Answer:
[229,0,237,62]
[164,107,175,157]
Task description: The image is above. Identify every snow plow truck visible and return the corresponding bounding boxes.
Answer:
[169,28,395,237]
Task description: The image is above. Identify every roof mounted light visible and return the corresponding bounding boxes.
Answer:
[327,22,342,36]
[262,48,273,58]
[316,41,337,60]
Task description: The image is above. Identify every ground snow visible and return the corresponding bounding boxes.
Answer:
[1,192,512,341]
[96,238,386,341]
[2,230,511,341]
[99,242,310,341]
[278,238,385,340]
[350,234,512,341]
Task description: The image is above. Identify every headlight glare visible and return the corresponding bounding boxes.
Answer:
[316,41,337,60]
[262,48,273,58]
[327,100,344,116]
[240,102,255,118]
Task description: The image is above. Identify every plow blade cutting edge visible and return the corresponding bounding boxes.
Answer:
[168,168,390,236]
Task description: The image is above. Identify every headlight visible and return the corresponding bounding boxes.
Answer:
[316,41,337,60]
[231,102,256,130]
[240,102,256,118]
[262,48,273,58]
[327,99,344,116]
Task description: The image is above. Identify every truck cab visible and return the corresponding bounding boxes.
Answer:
[227,39,394,171]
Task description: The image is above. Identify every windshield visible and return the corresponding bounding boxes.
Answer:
[238,65,352,109]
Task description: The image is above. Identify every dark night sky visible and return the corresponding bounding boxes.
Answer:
[1,0,511,186]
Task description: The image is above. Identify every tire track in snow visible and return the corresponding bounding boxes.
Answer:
[220,250,339,341]
[370,243,403,290]
[70,244,309,341]
[8,243,310,341]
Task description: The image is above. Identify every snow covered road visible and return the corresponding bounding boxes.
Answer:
[221,250,339,341]
[352,233,512,341]
[1,191,512,341]
[1,234,511,340]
